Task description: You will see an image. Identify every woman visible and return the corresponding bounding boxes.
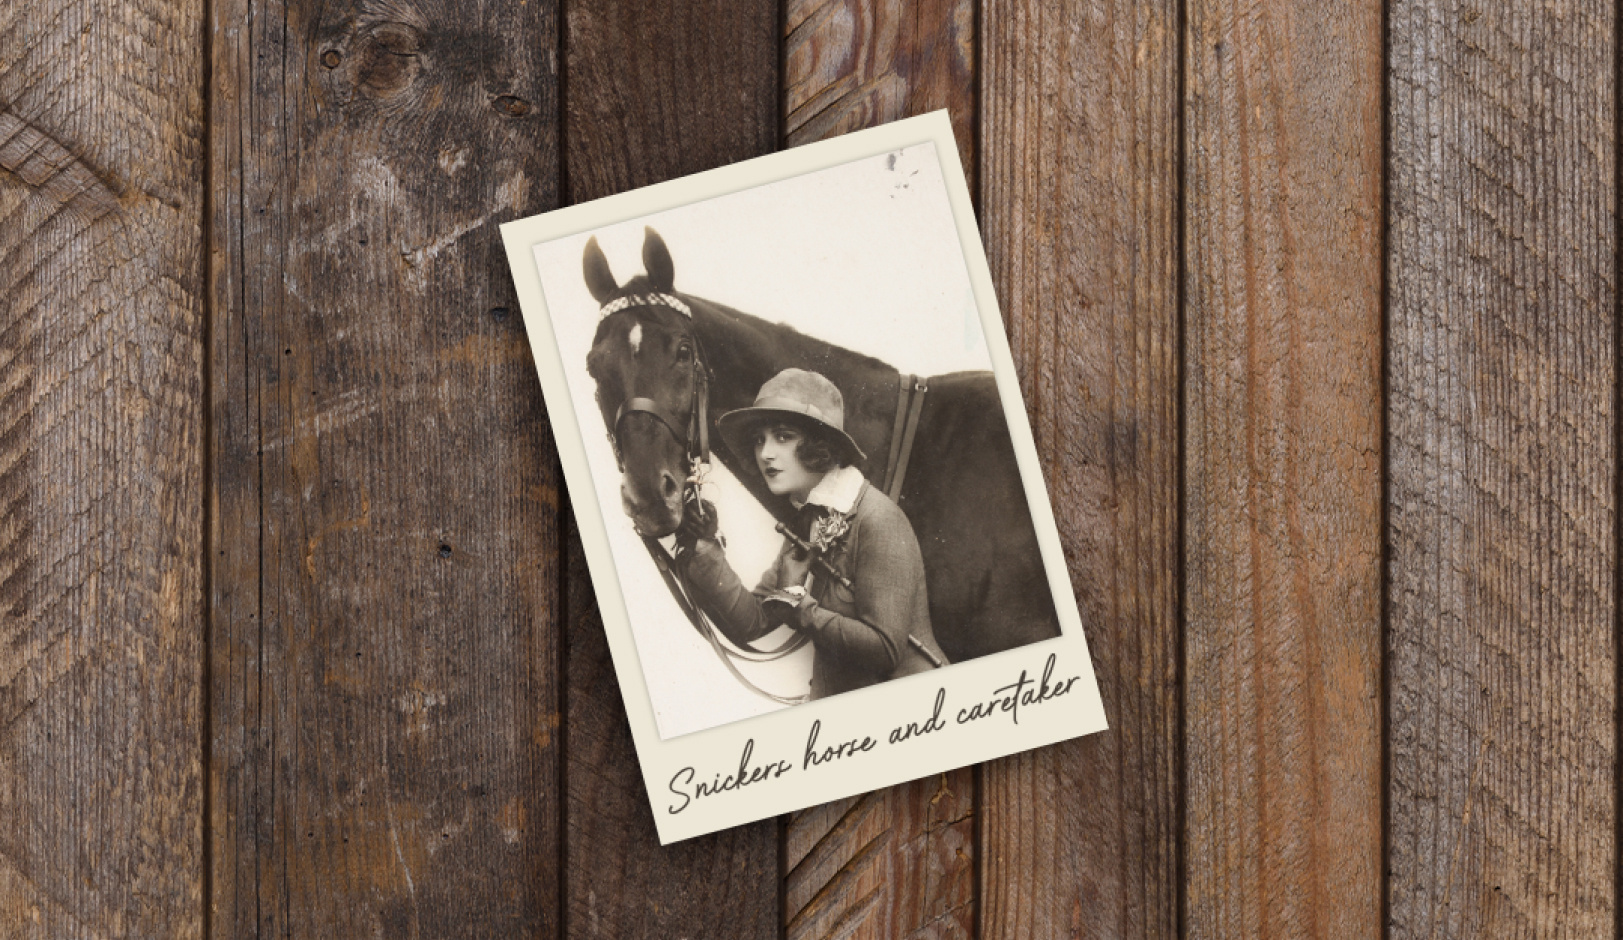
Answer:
[674,368,949,700]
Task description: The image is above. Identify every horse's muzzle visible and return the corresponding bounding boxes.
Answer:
[622,481,683,539]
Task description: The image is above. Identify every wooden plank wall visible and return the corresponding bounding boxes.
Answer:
[978,0,1181,936]
[0,0,1616,937]
[1182,0,1385,935]
[1,1,207,938]
[208,0,563,936]
[1386,0,1616,935]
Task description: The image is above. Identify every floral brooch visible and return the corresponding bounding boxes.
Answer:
[808,510,851,554]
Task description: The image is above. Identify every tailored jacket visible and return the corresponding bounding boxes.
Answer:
[678,466,949,699]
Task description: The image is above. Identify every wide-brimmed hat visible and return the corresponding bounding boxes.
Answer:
[718,368,867,466]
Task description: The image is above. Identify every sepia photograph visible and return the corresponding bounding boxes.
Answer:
[533,143,1063,738]
[506,115,1104,841]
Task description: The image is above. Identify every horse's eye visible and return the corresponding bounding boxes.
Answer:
[676,344,693,363]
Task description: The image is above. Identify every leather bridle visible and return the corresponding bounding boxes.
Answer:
[609,349,711,480]
[600,293,712,481]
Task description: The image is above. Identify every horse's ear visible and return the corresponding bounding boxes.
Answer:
[643,227,675,292]
[583,236,619,303]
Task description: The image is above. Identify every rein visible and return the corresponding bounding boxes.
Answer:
[642,537,810,706]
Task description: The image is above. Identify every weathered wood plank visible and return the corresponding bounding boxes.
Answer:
[1386,1,1616,935]
[784,0,976,187]
[785,773,975,940]
[978,0,1181,937]
[0,2,206,936]
[208,0,563,935]
[1181,0,1385,935]
[780,3,977,937]
[560,1,780,936]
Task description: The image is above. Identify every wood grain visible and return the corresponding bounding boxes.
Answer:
[4,0,1613,935]
[1181,0,1385,935]
[208,0,563,935]
[0,0,206,936]
[560,0,781,936]
[978,0,1181,937]
[1386,1,1616,935]
[784,0,976,186]
[785,773,975,940]
[780,2,978,936]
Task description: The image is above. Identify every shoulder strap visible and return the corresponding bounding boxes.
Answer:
[885,376,928,501]
[882,374,912,494]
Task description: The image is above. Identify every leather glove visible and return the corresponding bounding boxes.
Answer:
[759,585,807,629]
[779,546,813,589]
[674,498,720,552]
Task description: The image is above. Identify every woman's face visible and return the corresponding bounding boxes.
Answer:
[754,423,822,502]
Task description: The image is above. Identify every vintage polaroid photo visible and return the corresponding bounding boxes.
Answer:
[502,113,1106,844]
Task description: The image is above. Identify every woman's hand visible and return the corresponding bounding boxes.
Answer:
[674,498,720,552]
[779,547,813,588]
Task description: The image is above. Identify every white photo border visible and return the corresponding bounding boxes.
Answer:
[501,112,1107,844]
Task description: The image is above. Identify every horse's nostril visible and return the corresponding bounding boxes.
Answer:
[662,473,680,499]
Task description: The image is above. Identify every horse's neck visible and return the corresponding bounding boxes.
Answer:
[690,298,901,477]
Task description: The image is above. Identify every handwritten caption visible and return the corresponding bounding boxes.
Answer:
[667,652,1081,814]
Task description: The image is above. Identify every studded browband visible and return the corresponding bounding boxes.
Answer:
[598,292,692,319]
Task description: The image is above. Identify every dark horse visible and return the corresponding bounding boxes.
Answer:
[582,228,1060,663]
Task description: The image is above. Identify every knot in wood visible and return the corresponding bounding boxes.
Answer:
[351,21,425,99]
[492,95,530,117]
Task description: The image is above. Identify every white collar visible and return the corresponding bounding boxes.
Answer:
[795,465,866,514]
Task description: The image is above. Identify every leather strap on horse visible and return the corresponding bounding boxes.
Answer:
[694,362,710,464]
[608,317,712,471]
[643,537,810,705]
[882,374,929,501]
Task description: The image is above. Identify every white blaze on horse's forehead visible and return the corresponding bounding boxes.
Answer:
[627,322,643,355]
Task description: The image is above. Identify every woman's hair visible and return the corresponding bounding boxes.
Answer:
[794,425,845,474]
[756,419,853,474]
